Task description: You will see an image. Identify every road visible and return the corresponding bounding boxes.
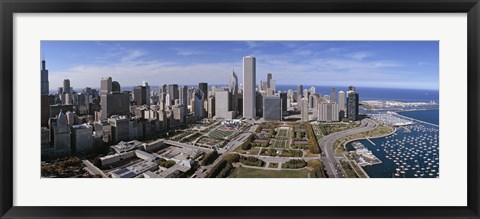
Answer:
[218,132,252,154]
[164,140,214,153]
[318,119,378,178]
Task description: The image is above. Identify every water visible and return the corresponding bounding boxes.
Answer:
[320,86,440,178]
[398,110,439,125]
[345,109,439,178]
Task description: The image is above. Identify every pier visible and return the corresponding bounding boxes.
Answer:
[366,138,376,146]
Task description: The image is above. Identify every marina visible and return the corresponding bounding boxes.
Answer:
[348,141,382,167]
[348,110,439,178]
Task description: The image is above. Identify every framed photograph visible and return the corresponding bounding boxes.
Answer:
[1,0,479,218]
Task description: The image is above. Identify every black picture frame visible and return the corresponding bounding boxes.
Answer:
[1,0,479,218]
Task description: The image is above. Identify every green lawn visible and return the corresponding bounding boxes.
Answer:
[228,166,310,178]
[234,146,261,155]
[275,128,290,138]
[271,139,288,148]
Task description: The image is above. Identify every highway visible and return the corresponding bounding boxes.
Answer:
[318,119,378,178]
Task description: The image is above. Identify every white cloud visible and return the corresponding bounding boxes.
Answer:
[345,51,374,60]
[49,60,243,89]
[171,48,207,56]
[121,50,148,62]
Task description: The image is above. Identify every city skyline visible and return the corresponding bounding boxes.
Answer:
[41,41,439,90]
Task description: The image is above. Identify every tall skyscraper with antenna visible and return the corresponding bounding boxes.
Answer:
[41,59,49,95]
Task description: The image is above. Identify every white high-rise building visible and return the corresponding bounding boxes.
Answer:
[301,97,309,122]
[270,79,276,92]
[100,77,112,96]
[318,102,340,122]
[165,93,171,107]
[243,56,256,118]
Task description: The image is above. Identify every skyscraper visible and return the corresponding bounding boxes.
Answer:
[347,86,359,121]
[167,84,179,105]
[193,89,205,120]
[331,88,336,103]
[142,81,151,104]
[100,93,130,120]
[133,82,150,105]
[301,97,309,122]
[41,59,49,95]
[112,81,121,93]
[100,77,112,95]
[207,96,215,119]
[280,92,287,112]
[62,79,71,105]
[71,124,94,154]
[215,90,235,120]
[267,73,272,89]
[63,79,71,94]
[229,71,238,113]
[297,84,303,102]
[165,93,171,107]
[41,59,50,126]
[263,96,282,121]
[53,110,71,156]
[199,82,208,100]
[160,84,167,94]
[99,77,130,120]
[133,86,144,105]
[243,56,256,118]
[179,85,188,117]
[270,79,276,92]
[338,91,346,119]
[318,102,339,122]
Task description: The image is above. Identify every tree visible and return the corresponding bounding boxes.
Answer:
[283,159,306,169]
[241,142,252,150]
[207,159,227,178]
[306,124,320,154]
[223,153,240,163]
[201,150,219,166]
[239,156,264,167]
[216,163,233,178]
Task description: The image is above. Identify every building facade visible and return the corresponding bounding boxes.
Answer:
[318,103,340,122]
[347,87,359,121]
[263,96,282,121]
[243,56,256,118]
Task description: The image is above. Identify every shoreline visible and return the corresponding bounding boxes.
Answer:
[340,124,397,178]
[357,110,439,178]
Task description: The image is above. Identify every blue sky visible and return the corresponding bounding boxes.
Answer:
[41,41,439,90]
